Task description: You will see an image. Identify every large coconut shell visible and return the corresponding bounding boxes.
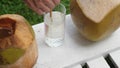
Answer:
[70,0,120,41]
[0,14,38,68]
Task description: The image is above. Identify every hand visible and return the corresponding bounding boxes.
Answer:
[24,0,60,15]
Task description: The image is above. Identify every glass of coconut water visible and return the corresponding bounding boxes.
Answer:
[44,4,66,47]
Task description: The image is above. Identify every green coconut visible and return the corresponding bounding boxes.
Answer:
[0,14,38,68]
[70,0,120,41]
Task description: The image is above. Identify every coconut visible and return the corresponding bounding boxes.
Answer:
[0,14,38,68]
[70,0,120,41]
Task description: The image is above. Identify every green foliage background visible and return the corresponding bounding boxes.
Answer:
[0,0,70,25]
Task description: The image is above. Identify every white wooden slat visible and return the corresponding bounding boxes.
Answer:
[86,57,110,68]
[71,65,82,68]
[109,49,120,67]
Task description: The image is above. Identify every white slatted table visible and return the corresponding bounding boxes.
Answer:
[33,14,120,68]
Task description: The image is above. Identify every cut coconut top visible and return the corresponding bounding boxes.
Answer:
[0,18,16,39]
[77,0,120,23]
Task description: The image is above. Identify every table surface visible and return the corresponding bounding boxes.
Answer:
[32,14,120,68]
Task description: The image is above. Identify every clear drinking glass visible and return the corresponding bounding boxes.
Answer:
[44,4,66,47]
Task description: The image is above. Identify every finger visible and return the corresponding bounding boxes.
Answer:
[52,0,60,5]
[43,0,55,9]
[34,0,50,12]
[24,0,44,15]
